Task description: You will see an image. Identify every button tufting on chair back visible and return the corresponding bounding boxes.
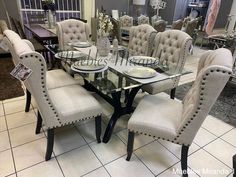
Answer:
[120,15,133,27]
[142,30,192,96]
[128,24,157,56]
[137,15,149,25]
[153,30,192,73]
[56,19,90,50]
[179,48,234,145]
[153,20,167,33]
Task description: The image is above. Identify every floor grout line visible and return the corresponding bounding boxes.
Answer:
[2,104,18,177]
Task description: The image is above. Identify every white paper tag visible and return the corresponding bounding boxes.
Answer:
[10,63,33,82]
[0,40,9,51]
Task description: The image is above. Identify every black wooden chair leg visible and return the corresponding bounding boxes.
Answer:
[95,115,102,143]
[181,145,189,177]
[126,131,135,161]
[35,111,43,134]
[45,129,54,161]
[170,88,176,99]
[233,154,236,177]
[25,89,31,112]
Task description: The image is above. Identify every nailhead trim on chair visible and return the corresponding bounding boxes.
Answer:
[129,69,232,147]
[48,113,102,129]
[20,53,62,125]
[175,69,232,145]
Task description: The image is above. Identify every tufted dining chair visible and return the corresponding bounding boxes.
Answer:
[171,19,184,30]
[153,20,167,33]
[56,19,91,50]
[128,24,157,56]
[126,48,234,177]
[142,30,192,98]
[0,20,8,40]
[120,15,133,27]
[137,15,149,25]
[13,38,102,161]
[3,30,80,112]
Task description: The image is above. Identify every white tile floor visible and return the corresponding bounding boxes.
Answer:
[0,47,235,177]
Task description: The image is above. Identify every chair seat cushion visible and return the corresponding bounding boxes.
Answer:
[142,79,174,94]
[48,85,102,124]
[128,94,182,140]
[46,69,81,90]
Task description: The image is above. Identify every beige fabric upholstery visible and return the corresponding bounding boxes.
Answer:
[171,20,183,30]
[128,24,157,56]
[142,30,192,94]
[56,19,90,50]
[120,15,133,27]
[138,15,149,25]
[184,19,198,37]
[3,30,80,91]
[0,20,8,35]
[12,39,102,129]
[153,20,166,33]
[128,48,233,146]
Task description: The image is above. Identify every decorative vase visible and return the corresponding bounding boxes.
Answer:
[47,10,54,29]
[96,33,111,57]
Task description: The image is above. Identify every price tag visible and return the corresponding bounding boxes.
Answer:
[10,63,33,82]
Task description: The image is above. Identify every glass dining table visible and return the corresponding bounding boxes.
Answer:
[54,45,191,143]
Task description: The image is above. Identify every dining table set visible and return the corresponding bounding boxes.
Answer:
[52,41,190,143]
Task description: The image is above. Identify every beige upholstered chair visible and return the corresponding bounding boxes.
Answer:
[0,20,8,41]
[126,48,234,177]
[142,30,192,98]
[56,19,90,50]
[171,19,183,30]
[182,16,191,28]
[128,24,157,56]
[13,38,102,161]
[3,30,80,112]
[120,15,133,27]
[137,15,149,25]
[153,20,166,33]
[184,18,198,37]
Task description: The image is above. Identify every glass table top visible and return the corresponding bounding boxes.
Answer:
[53,47,191,95]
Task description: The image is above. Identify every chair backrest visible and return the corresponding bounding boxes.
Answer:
[128,24,157,56]
[138,15,149,25]
[3,30,35,93]
[183,16,191,28]
[56,19,90,50]
[13,39,60,128]
[3,30,22,64]
[120,15,133,27]
[0,20,8,35]
[152,30,192,75]
[171,19,183,30]
[110,18,121,43]
[28,13,45,24]
[184,19,198,37]
[178,48,233,145]
[153,20,166,33]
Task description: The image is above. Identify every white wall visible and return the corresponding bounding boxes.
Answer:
[228,0,236,33]
[83,0,95,27]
